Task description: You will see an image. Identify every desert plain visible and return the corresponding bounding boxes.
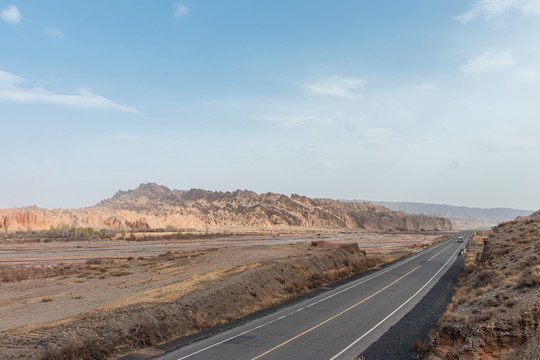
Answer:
[0,229,441,359]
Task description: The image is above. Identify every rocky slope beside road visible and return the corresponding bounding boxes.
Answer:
[0,183,453,232]
[428,211,540,359]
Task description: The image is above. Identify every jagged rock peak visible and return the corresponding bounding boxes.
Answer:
[97,183,175,209]
[121,183,172,197]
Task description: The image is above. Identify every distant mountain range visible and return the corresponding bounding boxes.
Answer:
[351,201,534,229]
[0,183,453,232]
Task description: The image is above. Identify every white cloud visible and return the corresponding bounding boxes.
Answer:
[45,27,65,38]
[260,114,336,127]
[455,0,540,23]
[0,70,140,113]
[0,70,24,85]
[174,4,189,18]
[461,50,517,73]
[302,77,367,99]
[1,5,21,24]
[513,67,540,83]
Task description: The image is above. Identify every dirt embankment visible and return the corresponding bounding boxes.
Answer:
[428,215,540,359]
[1,242,383,360]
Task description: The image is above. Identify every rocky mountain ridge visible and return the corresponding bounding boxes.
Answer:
[356,200,533,229]
[0,183,453,232]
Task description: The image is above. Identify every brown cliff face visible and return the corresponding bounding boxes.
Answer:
[428,212,540,360]
[0,183,453,232]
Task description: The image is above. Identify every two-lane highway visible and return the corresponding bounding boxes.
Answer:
[154,232,471,360]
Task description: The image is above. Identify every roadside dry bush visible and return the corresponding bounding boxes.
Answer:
[192,316,213,330]
[413,338,430,352]
[516,271,540,289]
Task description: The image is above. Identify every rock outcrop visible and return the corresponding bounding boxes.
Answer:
[0,183,453,232]
[428,211,540,359]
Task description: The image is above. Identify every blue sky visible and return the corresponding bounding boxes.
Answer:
[1,1,539,210]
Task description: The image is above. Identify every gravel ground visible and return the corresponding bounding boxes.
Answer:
[358,252,466,360]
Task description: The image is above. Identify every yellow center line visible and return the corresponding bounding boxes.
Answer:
[427,243,454,262]
[249,265,422,360]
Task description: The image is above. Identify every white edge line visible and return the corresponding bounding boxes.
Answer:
[174,235,462,360]
[328,241,466,360]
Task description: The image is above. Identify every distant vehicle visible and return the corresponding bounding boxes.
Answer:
[457,236,464,242]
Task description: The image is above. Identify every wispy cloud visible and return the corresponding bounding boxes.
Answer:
[302,77,366,99]
[260,114,334,127]
[0,70,140,113]
[174,4,189,18]
[45,27,65,38]
[455,0,540,23]
[1,5,21,24]
[461,50,517,73]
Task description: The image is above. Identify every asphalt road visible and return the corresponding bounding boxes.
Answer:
[153,232,471,360]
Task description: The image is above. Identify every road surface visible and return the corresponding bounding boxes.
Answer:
[152,232,471,360]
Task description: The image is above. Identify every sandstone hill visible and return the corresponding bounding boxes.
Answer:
[0,183,453,232]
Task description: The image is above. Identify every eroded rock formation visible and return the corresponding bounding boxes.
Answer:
[0,183,453,232]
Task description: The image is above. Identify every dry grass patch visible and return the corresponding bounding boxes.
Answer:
[99,263,262,310]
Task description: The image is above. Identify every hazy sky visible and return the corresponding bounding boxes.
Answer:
[1,1,539,210]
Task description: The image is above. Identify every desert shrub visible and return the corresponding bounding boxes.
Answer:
[308,273,324,288]
[129,321,162,346]
[516,272,540,289]
[475,284,493,296]
[475,269,497,287]
[438,310,459,327]
[476,309,494,322]
[412,338,430,352]
[505,296,519,307]
[484,297,501,307]
[284,281,305,294]
[453,286,474,305]
[519,255,539,269]
[192,316,212,330]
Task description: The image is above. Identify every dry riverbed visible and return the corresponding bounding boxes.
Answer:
[0,231,443,359]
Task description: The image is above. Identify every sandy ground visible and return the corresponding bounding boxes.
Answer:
[0,231,440,344]
[0,232,434,265]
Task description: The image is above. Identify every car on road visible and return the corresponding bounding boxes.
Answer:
[457,236,464,242]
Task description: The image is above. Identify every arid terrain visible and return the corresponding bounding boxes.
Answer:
[0,183,453,232]
[0,230,446,359]
[428,210,540,359]
[0,184,458,359]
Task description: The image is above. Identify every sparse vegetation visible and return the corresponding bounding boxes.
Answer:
[0,226,122,243]
[428,216,540,359]
[0,242,388,359]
